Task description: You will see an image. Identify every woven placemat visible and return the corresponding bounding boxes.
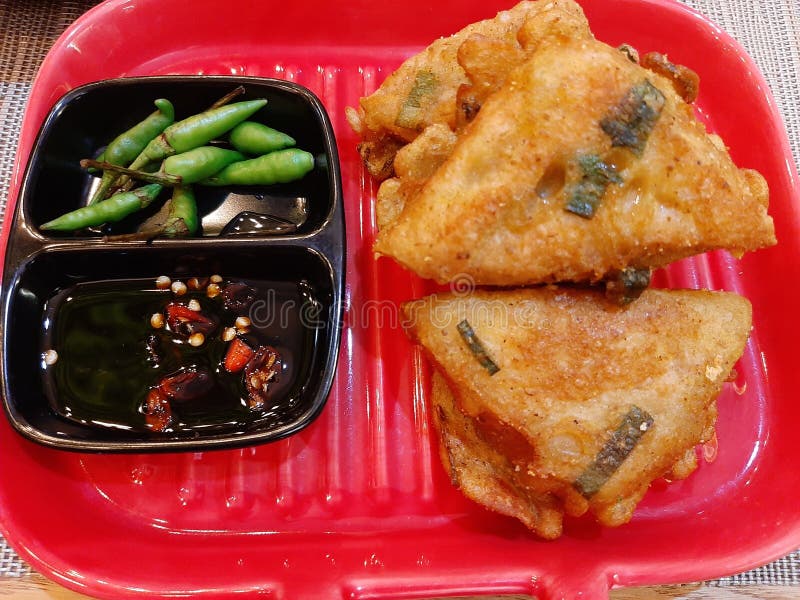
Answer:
[0,0,798,587]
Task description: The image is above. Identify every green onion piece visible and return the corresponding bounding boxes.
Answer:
[456,319,500,376]
[574,405,654,498]
[604,267,652,305]
[600,80,665,156]
[395,70,438,130]
[565,154,622,218]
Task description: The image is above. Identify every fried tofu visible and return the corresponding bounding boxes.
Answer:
[374,17,775,285]
[375,124,458,230]
[406,287,751,538]
[345,1,544,180]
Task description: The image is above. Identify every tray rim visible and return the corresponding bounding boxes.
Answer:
[0,0,798,598]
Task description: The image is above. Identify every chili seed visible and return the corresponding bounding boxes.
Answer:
[171,281,187,296]
[43,349,59,366]
[150,313,165,328]
[188,333,205,347]
[206,283,221,298]
[210,274,223,284]
[187,299,201,312]
[222,327,237,342]
[156,275,172,290]
[187,277,202,290]
[235,316,251,330]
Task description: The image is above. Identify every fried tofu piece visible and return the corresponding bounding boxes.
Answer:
[375,124,458,230]
[353,1,537,139]
[375,29,775,285]
[431,370,568,537]
[370,0,592,229]
[346,1,543,180]
[406,287,751,538]
[454,34,527,131]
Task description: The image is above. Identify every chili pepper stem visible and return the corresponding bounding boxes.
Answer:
[81,159,183,186]
[207,86,246,110]
[128,134,175,170]
[88,170,121,206]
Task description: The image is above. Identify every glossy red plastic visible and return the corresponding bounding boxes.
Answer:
[0,0,798,598]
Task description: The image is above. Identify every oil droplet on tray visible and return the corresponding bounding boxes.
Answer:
[702,431,718,463]
[130,465,154,485]
[364,553,384,569]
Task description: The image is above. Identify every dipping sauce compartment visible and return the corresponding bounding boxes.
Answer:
[1,76,344,452]
[43,277,317,436]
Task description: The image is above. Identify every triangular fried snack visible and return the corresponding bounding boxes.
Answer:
[346,1,567,181]
[376,30,775,285]
[347,1,540,143]
[405,287,751,538]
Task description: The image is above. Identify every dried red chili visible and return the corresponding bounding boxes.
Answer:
[164,302,218,337]
[143,387,173,432]
[244,346,281,408]
[158,367,214,402]
[223,338,255,373]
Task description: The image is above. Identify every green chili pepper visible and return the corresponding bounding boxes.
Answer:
[40,184,163,231]
[162,146,245,183]
[162,185,199,237]
[88,99,174,205]
[83,146,244,187]
[128,99,267,171]
[228,121,296,155]
[200,148,314,186]
[104,185,198,241]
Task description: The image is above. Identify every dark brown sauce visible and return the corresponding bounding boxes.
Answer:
[40,277,320,434]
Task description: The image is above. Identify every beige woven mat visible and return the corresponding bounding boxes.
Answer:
[0,0,798,586]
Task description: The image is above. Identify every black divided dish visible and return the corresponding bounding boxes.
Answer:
[0,76,344,451]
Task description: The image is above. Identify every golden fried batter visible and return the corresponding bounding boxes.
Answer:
[454,34,527,131]
[345,1,547,180]
[374,20,775,285]
[431,370,567,538]
[352,1,536,139]
[407,287,751,538]
[375,124,458,229]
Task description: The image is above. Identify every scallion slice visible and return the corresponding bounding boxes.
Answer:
[600,80,665,156]
[574,405,654,498]
[395,70,438,130]
[456,319,500,376]
[565,154,622,218]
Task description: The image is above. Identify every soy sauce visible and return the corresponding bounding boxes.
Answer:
[40,277,320,434]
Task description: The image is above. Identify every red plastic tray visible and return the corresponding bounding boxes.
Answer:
[1,0,799,598]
